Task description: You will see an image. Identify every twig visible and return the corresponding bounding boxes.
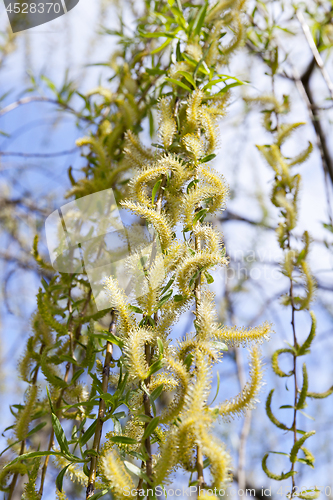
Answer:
[296,10,333,101]
[234,348,251,494]
[86,310,117,499]
[289,59,333,218]
[194,188,204,494]
[7,345,44,499]
[7,441,25,500]
[0,148,78,158]
[39,289,92,497]
[0,96,91,121]
[140,176,166,495]
[287,235,298,496]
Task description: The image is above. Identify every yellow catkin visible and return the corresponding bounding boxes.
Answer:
[120,200,173,249]
[216,321,272,347]
[176,252,228,295]
[159,97,177,148]
[104,277,135,337]
[200,108,218,154]
[182,351,211,415]
[15,385,38,441]
[195,290,221,341]
[186,89,204,127]
[182,133,205,162]
[100,449,135,499]
[153,431,179,485]
[218,346,264,420]
[160,357,190,423]
[199,429,232,488]
[123,328,154,380]
[124,130,154,168]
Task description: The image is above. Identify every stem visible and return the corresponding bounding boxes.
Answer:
[143,344,153,487]
[140,176,166,495]
[86,310,117,499]
[287,234,298,496]
[7,344,44,500]
[194,178,204,494]
[39,289,92,498]
[7,440,25,500]
[296,10,333,101]
[235,348,251,496]
[38,362,72,497]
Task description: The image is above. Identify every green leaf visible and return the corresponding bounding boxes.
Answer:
[157,337,164,355]
[152,179,163,206]
[193,1,208,36]
[27,422,47,438]
[174,294,184,302]
[160,276,175,295]
[177,71,196,88]
[79,420,97,447]
[210,341,228,351]
[151,38,172,55]
[4,451,63,469]
[193,208,208,226]
[59,355,79,366]
[140,31,176,39]
[298,410,315,421]
[148,109,154,139]
[187,179,199,193]
[204,271,214,284]
[137,414,153,423]
[323,222,333,234]
[200,154,216,163]
[46,386,55,413]
[56,464,71,492]
[150,384,164,402]
[71,368,85,385]
[0,439,21,457]
[165,78,192,92]
[124,461,152,485]
[209,371,220,405]
[156,290,173,310]
[143,417,160,441]
[52,413,70,456]
[148,359,164,377]
[217,81,245,94]
[99,393,114,403]
[109,436,137,445]
[128,305,143,314]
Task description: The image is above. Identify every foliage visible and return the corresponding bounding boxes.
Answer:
[0,1,274,499]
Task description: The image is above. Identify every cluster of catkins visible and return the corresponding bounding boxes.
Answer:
[99,89,272,497]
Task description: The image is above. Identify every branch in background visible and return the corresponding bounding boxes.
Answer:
[296,10,333,101]
[0,148,78,158]
[0,95,91,121]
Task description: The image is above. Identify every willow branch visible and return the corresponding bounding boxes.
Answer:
[235,348,251,494]
[39,288,92,498]
[287,235,298,495]
[7,343,44,499]
[0,96,92,121]
[86,310,117,499]
[296,10,333,101]
[141,176,166,494]
[194,180,204,494]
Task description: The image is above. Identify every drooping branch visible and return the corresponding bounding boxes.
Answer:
[86,310,117,499]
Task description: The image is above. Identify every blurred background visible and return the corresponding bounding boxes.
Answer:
[1,0,333,498]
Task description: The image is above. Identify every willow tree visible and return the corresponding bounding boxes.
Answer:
[1,2,272,499]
